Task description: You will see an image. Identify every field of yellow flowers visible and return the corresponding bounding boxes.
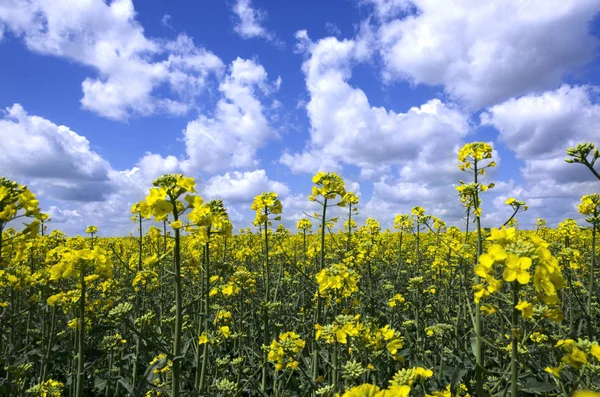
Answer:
[1,142,600,397]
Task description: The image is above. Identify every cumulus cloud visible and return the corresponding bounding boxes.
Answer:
[203,169,290,204]
[365,179,462,224]
[371,0,600,108]
[482,85,600,162]
[0,0,224,120]
[181,57,280,173]
[280,150,342,175]
[282,30,470,175]
[0,104,116,201]
[0,101,291,234]
[280,30,506,229]
[482,85,600,226]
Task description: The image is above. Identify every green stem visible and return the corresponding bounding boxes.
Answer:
[587,222,596,338]
[171,208,182,397]
[75,268,86,397]
[332,343,338,392]
[511,283,519,397]
[199,236,211,393]
[105,352,113,397]
[194,245,205,391]
[473,160,484,396]
[394,232,403,287]
[132,214,143,391]
[347,204,352,252]
[40,306,56,382]
[262,215,270,393]
[312,197,327,388]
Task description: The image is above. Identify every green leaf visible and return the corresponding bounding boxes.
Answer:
[450,363,466,389]
[520,379,557,395]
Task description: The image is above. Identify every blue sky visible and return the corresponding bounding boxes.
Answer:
[1,0,600,235]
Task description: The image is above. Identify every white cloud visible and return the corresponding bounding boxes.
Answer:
[282,31,470,174]
[0,104,117,201]
[482,85,600,161]
[0,0,224,120]
[231,0,283,46]
[365,175,464,225]
[280,150,342,174]
[482,84,600,226]
[0,103,189,234]
[281,30,495,230]
[203,169,290,204]
[182,57,279,173]
[48,206,81,224]
[373,0,600,108]
[0,100,291,234]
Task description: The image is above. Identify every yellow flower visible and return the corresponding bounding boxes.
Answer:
[413,367,433,381]
[477,244,507,276]
[473,284,489,303]
[85,225,98,234]
[220,326,231,339]
[145,187,167,207]
[573,392,600,397]
[530,332,548,343]
[411,206,425,219]
[515,301,533,319]
[342,384,381,397]
[176,175,196,192]
[503,255,532,284]
[170,220,182,229]
[480,305,496,315]
[487,227,516,245]
[342,383,410,397]
[458,142,493,163]
[591,344,600,360]
[386,339,404,356]
[544,366,562,377]
[380,386,411,397]
[379,325,395,341]
[251,192,283,225]
[222,283,236,296]
[18,189,40,213]
[152,199,173,219]
[562,347,587,368]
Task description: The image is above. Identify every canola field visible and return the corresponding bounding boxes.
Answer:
[2,142,600,397]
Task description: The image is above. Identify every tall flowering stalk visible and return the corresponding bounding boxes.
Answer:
[578,194,600,337]
[393,214,412,287]
[457,142,495,394]
[308,172,347,386]
[141,174,197,397]
[251,192,282,393]
[297,218,312,310]
[188,198,232,393]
